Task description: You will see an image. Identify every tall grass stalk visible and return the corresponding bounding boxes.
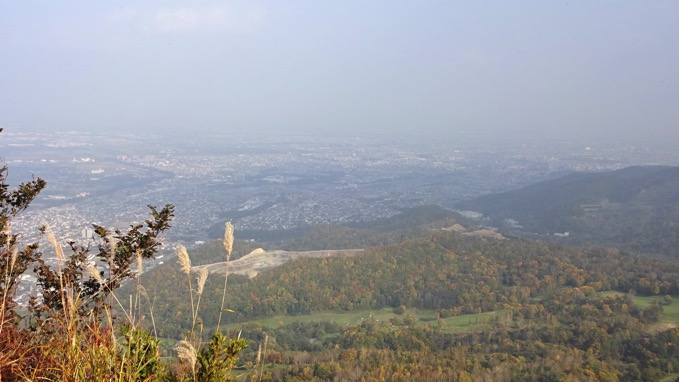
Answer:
[217,221,234,332]
[0,224,11,335]
[0,246,17,335]
[137,284,158,337]
[134,248,144,326]
[193,267,209,332]
[4,216,245,380]
[170,221,249,381]
[177,244,197,335]
[0,163,245,380]
[258,334,268,382]
[175,340,197,381]
[44,222,69,314]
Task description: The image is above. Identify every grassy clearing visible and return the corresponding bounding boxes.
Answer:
[155,308,510,348]
[222,307,504,334]
[599,291,679,324]
[227,307,432,329]
[659,373,679,382]
[438,310,511,333]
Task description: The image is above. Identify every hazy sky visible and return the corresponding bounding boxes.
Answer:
[1,1,678,143]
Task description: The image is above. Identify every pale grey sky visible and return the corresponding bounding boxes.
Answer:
[1,1,678,144]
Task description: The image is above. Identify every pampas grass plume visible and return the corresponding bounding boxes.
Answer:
[106,234,116,253]
[43,222,65,263]
[256,343,261,365]
[196,268,208,296]
[223,221,234,261]
[174,340,197,373]
[136,248,143,275]
[10,247,18,271]
[177,245,191,275]
[86,265,104,285]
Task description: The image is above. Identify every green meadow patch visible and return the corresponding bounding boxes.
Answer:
[659,373,679,382]
[599,291,679,324]
[222,307,506,334]
[225,307,435,330]
[438,310,511,333]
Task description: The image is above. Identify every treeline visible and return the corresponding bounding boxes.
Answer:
[132,231,679,340]
[214,205,472,250]
[221,288,677,381]
[117,215,679,380]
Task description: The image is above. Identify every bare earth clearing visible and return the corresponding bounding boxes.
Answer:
[193,226,502,278]
[193,248,365,278]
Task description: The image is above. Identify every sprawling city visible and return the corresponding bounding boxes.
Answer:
[6,130,678,252]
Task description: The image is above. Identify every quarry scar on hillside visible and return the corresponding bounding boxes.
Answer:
[192,248,365,278]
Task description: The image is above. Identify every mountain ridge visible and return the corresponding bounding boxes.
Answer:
[456,165,679,255]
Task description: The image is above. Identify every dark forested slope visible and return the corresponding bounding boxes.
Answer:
[135,230,679,338]
[456,165,679,255]
[129,227,679,380]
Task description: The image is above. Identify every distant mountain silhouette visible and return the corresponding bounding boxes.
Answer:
[349,205,474,232]
[456,166,679,256]
[221,205,475,248]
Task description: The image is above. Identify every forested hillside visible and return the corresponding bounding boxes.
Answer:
[208,204,472,248]
[126,220,679,380]
[137,231,679,334]
[456,165,679,256]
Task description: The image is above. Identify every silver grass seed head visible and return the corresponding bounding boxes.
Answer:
[43,222,65,263]
[86,264,104,285]
[174,340,197,372]
[136,248,143,276]
[223,221,234,261]
[137,284,150,300]
[177,244,191,275]
[106,234,116,253]
[10,247,18,271]
[196,268,208,295]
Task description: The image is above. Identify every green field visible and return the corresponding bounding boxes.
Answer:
[237,307,417,328]
[438,310,511,333]
[659,373,679,382]
[222,307,506,334]
[599,291,679,324]
[158,308,506,350]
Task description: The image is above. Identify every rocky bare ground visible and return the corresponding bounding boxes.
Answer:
[193,248,365,278]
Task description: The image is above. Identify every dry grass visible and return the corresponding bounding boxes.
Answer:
[178,244,192,275]
[0,140,246,381]
[174,340,197,378]
[1,220,246,381]
[217,222,234,332]
[223,222,234,261]
[193,267,209,335]
[136,248,143,276]
[196,268,208,296]
[86,264,104,285]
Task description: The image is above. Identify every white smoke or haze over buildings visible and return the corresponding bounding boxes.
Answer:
[1,1,678,145]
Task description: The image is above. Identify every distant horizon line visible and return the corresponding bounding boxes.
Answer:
[3,126,677,150]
